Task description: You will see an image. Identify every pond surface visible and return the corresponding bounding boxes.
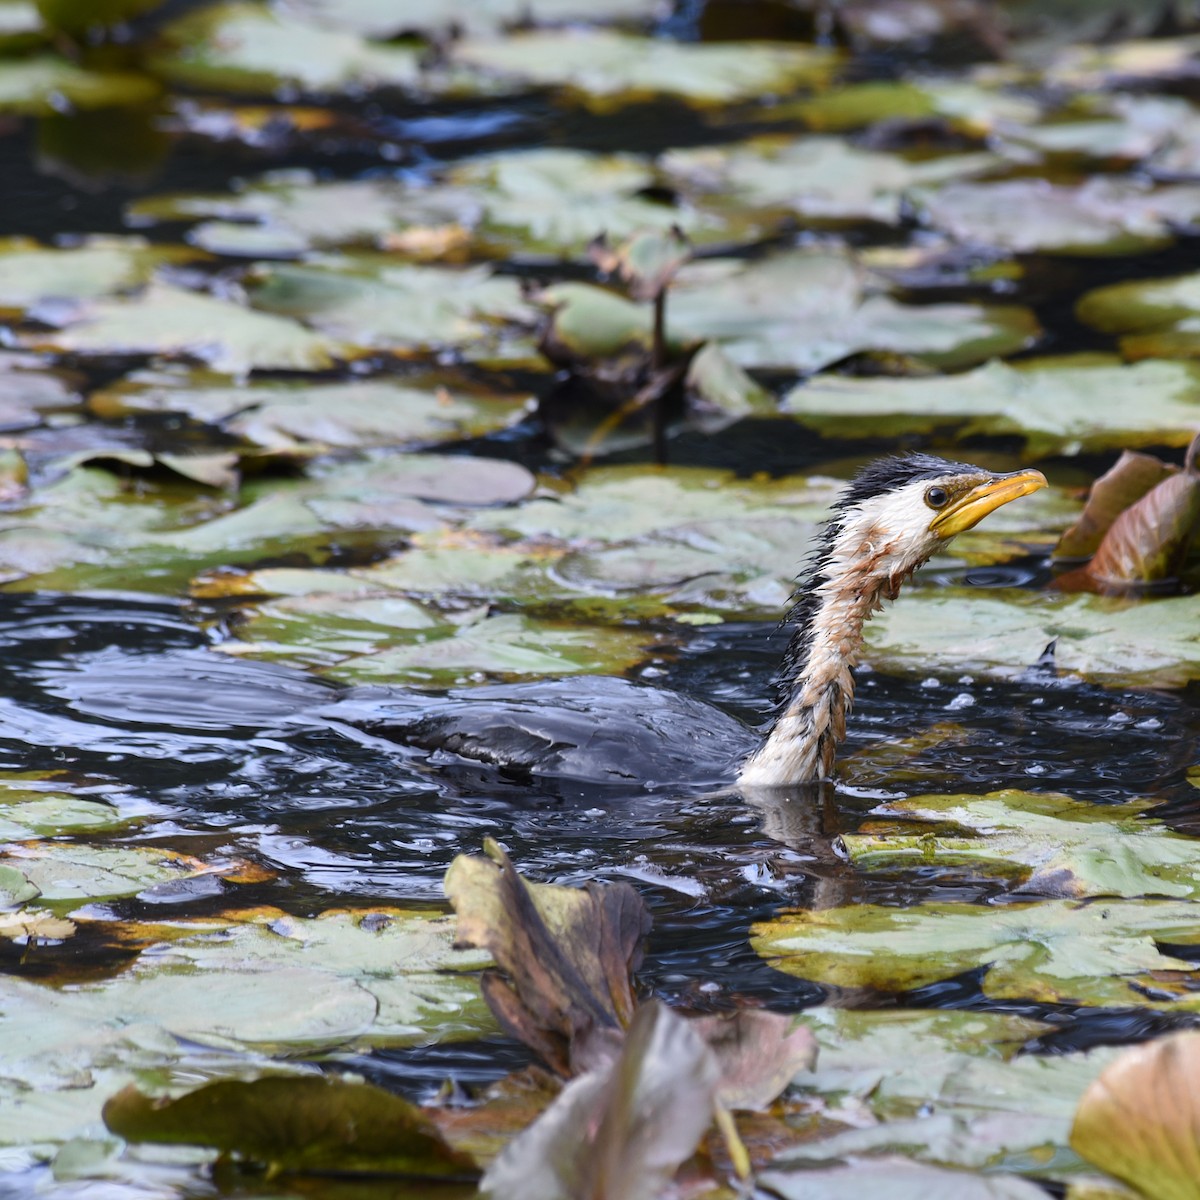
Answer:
[1,1,1200,1196]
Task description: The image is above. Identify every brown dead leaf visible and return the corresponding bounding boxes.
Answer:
[1055,449,1178,562]
[1086,432,1200,586]
[1071,1029,1200,1200]
[444,838,651,1076]
[689,1009,817,1112]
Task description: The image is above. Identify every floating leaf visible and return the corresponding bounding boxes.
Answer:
[34,0,167,35]
[0,238,193,314]
[760,1160,1052,1200]
[130,174,481,255]
[0,56,157,115]
[914,178,1200,255]
[752,897,1200,1006]
[663,136,997,227]
[1071,1031,1200,1200]
[479,1001,719,1200]
[445,837,649,1075]
[1086,436,1200,585]
[451,148,699,257]
[250,257,536,358]
[1055,451,1178,561]
[866,587,1200,687]
[449,29,838,110]
[663,249,1037,373]
[842,790,1200,899]
[2,844,221,903]
[150,2,423,95]
[785,357,1200,457]
[689,1009,816,1111]
[26,283,343,374]
[285,0,664,38]
[104,1076,477,1178]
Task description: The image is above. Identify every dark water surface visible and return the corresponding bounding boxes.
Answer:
[4,5,1200,1194]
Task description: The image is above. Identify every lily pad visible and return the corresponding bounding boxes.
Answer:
[285,0,663,38]
[866,588,1200,687]
[784,357,1200,457]
[448,29,838,110]
[663,249,1038,373]
[250,257,536,358]
[448,148,701,257]
[1,844,221,903]
[129,173,481,255]
[91,368,531,456]
[0,55,157,115]
[914,178,1200,255]
[760,1160,1051,1199]
[26,283,344,374]
[104,1075,477,1179]
[1075,268,1200,361]
[663,136,998,226]
[0,238,193,314]
[285,611,656,685]
[149,2,424,96]
[842,790,1200,899]
[752,896,1200,1006]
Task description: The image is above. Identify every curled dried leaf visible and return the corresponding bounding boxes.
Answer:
[444,837,651,1076]
[1086,432,1200,586]
[1054,449,1177,562]
[1071,1030,1200,1200]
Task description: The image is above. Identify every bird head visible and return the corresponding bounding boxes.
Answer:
[826,454,1048,593]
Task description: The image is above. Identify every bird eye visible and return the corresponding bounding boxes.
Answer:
[925,486,949,509]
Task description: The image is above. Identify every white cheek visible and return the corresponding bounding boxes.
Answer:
[832,482,944,577]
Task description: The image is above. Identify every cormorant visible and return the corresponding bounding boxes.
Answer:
[320,454,1047,788]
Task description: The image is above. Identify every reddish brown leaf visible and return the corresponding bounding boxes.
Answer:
[1086,433,1200,586]
[689,1009,818,1111]
[1054,449,1177,562]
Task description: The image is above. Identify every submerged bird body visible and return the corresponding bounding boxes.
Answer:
[24,456,1045,790]
[329,454,1047,789]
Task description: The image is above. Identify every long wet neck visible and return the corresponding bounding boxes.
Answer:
[738,556,902,788]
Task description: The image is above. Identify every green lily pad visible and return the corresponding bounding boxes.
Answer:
[448,147,701,257]
[1075,270,1200,363]
[129,173,480,255]
[752,897,1200,1006]
[34,0,166,34]
[1,844,221,903]
[0,238,194,313]
[783,357,1200,457]
[467,463,839,542]
[26,283,344,374]
[249,257,536,358]
[914,179,1200,255]
[124,906,492,1045]
[285,0,663,38]
[662,249,1038,372]
[0,55,157,115]
[0,794,131,840]
[865,588,1200,687]
[221,590,450,667]
[448,29,838,110]
[547,252,1036,373]
[282,611,655,685]
[91,368,531,456]
[104,1075,477,1179]
[760,1161,1051,1199]
[842,790,1200,899]
[663,136,998,226]
[149,2,423,96]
